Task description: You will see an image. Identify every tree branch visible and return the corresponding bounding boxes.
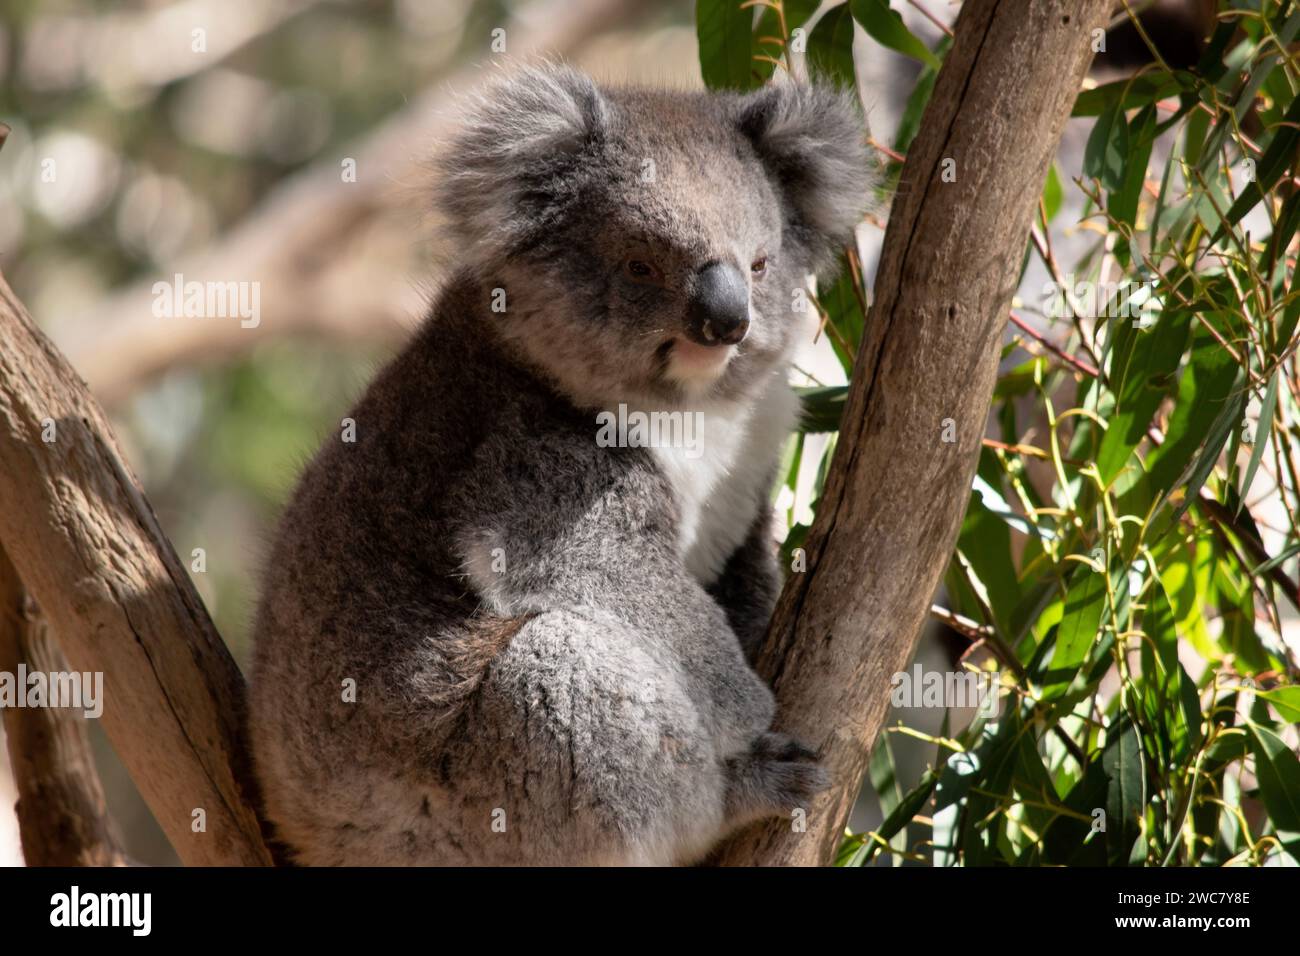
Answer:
[711,0,1114,866]
[0,545,127,866]
[0,270,273,866]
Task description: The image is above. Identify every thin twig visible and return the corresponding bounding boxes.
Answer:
[1008,311,1101,377]
[907,0,954,38]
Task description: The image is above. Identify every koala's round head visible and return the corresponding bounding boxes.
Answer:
[435,64,874,408]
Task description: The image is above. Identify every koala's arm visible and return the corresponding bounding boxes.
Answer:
[453,439,824,861]
[707,503,783,664]
[467,441,775,666]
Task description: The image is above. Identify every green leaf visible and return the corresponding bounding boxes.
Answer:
[806,3,857,86]
[1141,575,1180,674]
[971,469,1049,541]
[849,0,940,69]
[1144,325,1242,498]
[1246,723,1300,861]
[1256,688,1300,724]
[1084,99,1130,192]
[1262,188,1300,282]
[1041,163,1063,223]
[1072,73,1187,117]
[1103,718,1146,866]
[1151,123,1182,242]
[1096,305,1193,487]
[853,769,937,865]
[1170,385,1249,524]
[1042,564,1108,699]
[816,256,865,372]
[956,489,1022,638]
[1041,759,1109,866]
[1277,263,1300,364]
[1139,582,1204,768]
[1196,18,1239,83]
[1173,662,1205,764]
[794,385,848,433]
[1154,536,1220,661]
[696,0,756,90]
[953,713,1038,865]
[868,731,903,815]
[1108,105,1155,255]
[1237,369,1278,515]
[1252,541,1300,577]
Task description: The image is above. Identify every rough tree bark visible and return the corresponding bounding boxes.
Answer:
[0,272,273,866]
[0,545,126,866]
[712,0,1115,866]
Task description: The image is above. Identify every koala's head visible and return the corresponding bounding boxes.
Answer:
[435,64,873,408]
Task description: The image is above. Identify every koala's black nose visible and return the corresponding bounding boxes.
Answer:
[686,262,750,346]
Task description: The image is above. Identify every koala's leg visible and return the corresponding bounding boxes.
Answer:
[443,606,826,862]
[707,506,783,664]
[443,607,732,866]
[453,441,823,861]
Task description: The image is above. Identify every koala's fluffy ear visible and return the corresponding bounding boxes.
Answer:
[435,64,609,266]
[738,83,874,274]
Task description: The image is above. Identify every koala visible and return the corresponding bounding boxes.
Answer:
[249,64,872,866]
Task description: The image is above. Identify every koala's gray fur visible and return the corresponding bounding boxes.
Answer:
[249,64,872,866]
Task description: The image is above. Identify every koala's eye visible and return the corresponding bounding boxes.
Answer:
[624,258,663,284]
[750,256,768,278]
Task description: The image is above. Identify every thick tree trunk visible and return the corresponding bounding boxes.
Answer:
[711,0,1114,866]
[0,273,273,866]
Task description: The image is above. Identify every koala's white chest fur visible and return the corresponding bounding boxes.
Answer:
[648,376,799,584]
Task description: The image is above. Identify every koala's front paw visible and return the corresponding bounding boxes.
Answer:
[723,731,830,824]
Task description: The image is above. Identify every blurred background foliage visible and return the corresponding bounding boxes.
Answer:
[0,0,509,641]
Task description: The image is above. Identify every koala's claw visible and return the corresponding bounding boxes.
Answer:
[762,757,831,806]
[751,731,820,764]
[724,731,830,822]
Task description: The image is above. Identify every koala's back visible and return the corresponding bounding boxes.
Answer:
[248,276,557,861]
